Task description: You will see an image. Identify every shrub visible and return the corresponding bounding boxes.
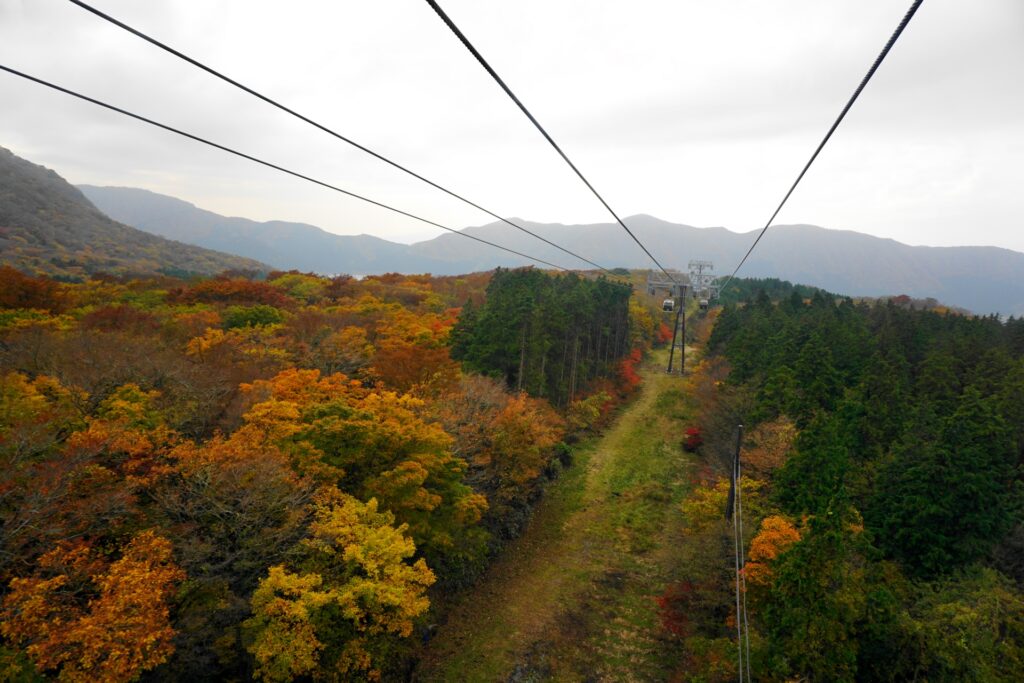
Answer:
[683,426,703,452]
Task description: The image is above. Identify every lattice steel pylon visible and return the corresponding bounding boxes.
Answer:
[687,260,715,299]
[688,260,717,309]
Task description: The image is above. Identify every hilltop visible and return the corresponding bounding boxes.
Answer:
[0,147,268,279]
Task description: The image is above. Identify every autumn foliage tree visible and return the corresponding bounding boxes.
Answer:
[371,309,459,393]
[0,267,657,679]
[0,375,150,584]
[742,515,800,588]
[244,487,434,682]
[151,423,317,676]
[432,375,564,540]
[1,531,184,682]
[740,416,797,479]
[0,266,65,312]
[236,368,489,580]
[169,277,292,307]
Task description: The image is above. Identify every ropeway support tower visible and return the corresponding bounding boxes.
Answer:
[688,260,718,309]
[646,271,688,374]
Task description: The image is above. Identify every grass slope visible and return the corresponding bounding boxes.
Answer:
[416,348,697,681]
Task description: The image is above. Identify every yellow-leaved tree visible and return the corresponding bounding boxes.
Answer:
[237,368,489,579]
[245,486,435,682]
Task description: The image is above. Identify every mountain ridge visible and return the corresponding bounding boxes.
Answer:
[78,184,1024,317]
[78,185,457,276]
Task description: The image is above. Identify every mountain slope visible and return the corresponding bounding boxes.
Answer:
[80,186,1024,316]
[0,147,268,278]
[79,185,453,276]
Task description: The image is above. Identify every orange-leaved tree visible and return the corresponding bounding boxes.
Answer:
[1,531,184,682]
[63,383,176,482]
[0,375,154,583]
[744,515,801,588]
[741,416,798,479]
[371,308,459,393]
[0,266,66,312]
[149,407,317,677]
[488,394,564,510]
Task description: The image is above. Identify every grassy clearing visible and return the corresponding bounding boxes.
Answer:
[415,348,698,681]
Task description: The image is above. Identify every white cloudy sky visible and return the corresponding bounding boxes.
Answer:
[1,0,1022,252]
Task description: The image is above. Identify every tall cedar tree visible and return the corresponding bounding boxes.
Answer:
[450,268,631,405]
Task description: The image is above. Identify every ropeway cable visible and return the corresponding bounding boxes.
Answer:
[0,64,573,272]
[719,0,925,293]
[423,0,678,284]
[66,0,615,275]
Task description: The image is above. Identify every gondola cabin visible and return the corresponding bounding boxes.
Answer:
[662,298,675,312]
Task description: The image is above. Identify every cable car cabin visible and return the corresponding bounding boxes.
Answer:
[699,298,709,311]
[662,298,675,312]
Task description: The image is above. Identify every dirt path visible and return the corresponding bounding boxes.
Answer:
[415,349,696,682]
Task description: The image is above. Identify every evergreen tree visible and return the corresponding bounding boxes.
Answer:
[792,331,841,423]
[774,415,850,515]
[762,499,868,682]
[868,389,1018,577]
[449,269,631,404]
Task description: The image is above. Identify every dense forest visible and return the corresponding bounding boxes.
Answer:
[714,277,833,306]
[0,265,659,681]
[451,268,634,405]
[4,261,1022,681]
[666,288,1024,681]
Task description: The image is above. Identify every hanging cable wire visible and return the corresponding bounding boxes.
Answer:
[735,427,752,682]
[65,0,614,276]
[718,0,924,294]
[0,64,573,272]
[422,0,677,284]
[731,424,746,682]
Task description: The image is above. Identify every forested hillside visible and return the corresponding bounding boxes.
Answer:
[0,147,269,278]
[0,265,658,681]
[666,289,1024,681]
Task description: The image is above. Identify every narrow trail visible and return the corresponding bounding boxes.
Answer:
[416,348,697,682]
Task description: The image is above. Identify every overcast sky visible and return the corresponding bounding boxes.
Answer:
[1,0,1022,253]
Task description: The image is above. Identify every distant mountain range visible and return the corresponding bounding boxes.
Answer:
[81,185,1024,316]
[77,184,455,276]
[0,147,268,278]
